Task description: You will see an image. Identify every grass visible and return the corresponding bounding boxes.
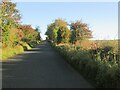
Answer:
[0,42,2,60]
[19,41,32,50]
[2,45,24,61]
[1,41,32,61]
[75,40,118,49]
[0,49,1,60]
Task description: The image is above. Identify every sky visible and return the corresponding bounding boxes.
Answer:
[15,2,118,40]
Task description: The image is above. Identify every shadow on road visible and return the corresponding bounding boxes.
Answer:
[2,41,94,88]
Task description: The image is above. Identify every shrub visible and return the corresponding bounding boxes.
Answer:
[19,41,31,51]
[54,43,120,88]
[96,62,119,88]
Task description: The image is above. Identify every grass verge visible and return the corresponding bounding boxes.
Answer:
[1,42,33,61]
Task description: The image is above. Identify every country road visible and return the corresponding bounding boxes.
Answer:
[2,41,93,88]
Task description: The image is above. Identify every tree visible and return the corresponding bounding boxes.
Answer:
[35,26,42,42]
[46,18,71,44]
[35,26,40,32]
[18,24,41,44]
[70,20,92,43]
[57,26,71,44]
[1,1,21,47]
[45,23,57,42]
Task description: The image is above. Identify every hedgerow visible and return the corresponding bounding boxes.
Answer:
[53,43,120,88]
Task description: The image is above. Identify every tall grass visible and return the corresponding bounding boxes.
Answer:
[2,45,24,60]
[0,42,2,60]
[1,41,32,61]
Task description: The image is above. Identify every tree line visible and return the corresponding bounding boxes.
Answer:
[0,1,41,48]
[45,18,92,44]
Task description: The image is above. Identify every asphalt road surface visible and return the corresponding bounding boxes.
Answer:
[2,41,93,88]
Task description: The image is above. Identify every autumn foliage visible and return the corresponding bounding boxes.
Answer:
[0,1,41,60]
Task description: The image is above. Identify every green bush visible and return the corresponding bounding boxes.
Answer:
[19,41,31,51]
[54,44,120,88]
[96,62,119,88]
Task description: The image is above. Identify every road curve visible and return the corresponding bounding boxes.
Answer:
[2,41,93,88]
